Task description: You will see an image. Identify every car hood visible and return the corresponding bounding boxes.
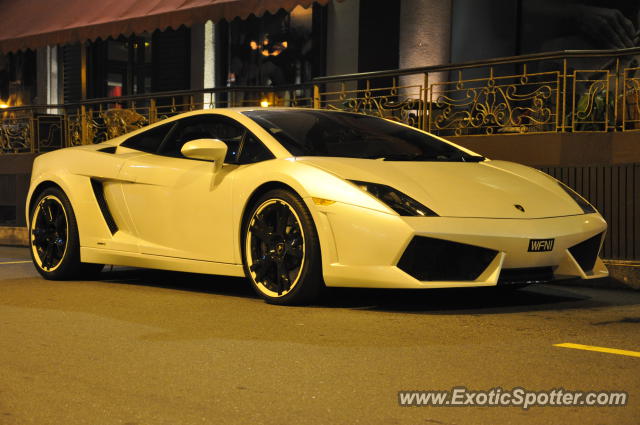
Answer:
[296,157,585,218]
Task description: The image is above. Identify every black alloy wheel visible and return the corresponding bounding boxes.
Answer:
[31,194,68,272]
[30,187,103,280]
[243,189,323,305]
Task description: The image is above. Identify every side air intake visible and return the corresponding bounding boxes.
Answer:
[90,179,119,235]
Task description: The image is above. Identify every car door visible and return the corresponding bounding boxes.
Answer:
[118,114,244,263]
[88,120,176,253]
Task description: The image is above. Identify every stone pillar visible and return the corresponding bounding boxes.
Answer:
[399,0,452,91]
[326,0,360,95]
[191,21,216,108]
[203,21,215,108]
[326,0,359,76]
[36,46,61,111]
[190,22,205,107]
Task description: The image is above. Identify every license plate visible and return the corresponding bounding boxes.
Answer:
[528,238,554,252]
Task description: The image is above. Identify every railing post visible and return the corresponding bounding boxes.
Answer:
[80,105,88,145]
[29,116,36,153]
[313,84,320,109]
[63,111,69,148]
[561,58,567,132]
[614,57,620,131]
[422,72,429,131]
[149,99,157,124]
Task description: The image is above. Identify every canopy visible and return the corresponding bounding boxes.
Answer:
[0,0,334,52]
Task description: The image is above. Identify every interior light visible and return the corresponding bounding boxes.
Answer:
[0,103,8,109]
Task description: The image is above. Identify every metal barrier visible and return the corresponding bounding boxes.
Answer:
[542,163,639,261]
[4,47,640,152]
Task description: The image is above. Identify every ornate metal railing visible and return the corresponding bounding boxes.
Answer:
[3,47,640,153]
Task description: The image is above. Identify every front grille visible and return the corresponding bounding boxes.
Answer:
[569,233,603,273]
[498,267,554,285]
[397,236,498,281]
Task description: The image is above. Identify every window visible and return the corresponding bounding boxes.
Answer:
[238,132,275,164]
[219,5,326,89]
[158,115,245,162]
[86,27,190,101]
[0,50,37,106]
[121,121,175,153]
[88,34,153,100]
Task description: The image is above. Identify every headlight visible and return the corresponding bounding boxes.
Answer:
[350,180,438,216]
[557,181,596,214]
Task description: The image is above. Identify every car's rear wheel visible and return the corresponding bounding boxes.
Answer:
[30,187,104,280]
[242,189,323,305]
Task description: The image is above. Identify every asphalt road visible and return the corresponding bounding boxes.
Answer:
[1,246,639,425]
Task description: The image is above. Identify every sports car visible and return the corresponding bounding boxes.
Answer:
[26,108,608,304]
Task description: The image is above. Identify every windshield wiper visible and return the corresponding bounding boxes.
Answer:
[376,154,421,161]
[370,153,485,162]
[460,155,485,162]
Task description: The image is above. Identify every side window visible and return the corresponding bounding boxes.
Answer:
[158,115,244,162]
[120,121,174,153]
[238,133,275,164]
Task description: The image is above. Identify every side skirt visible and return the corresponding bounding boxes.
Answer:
[81,247,245,277]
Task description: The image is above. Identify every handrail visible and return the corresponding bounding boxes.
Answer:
[5,47,639,112]
[314,47,640,82]
[3,46,640,154]
[1,84,315,112]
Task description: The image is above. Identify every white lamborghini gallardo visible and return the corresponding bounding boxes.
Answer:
[26,108,608,304]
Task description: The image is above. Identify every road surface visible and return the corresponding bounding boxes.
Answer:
[1,246,638,424]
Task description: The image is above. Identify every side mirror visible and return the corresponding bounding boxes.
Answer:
[181,138,228,172]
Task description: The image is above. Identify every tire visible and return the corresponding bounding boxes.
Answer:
[242,189,324,305]
[29,187,104,280]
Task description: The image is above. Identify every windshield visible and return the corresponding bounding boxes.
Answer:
[242,110,484,162]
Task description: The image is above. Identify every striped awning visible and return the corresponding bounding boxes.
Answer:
[0,0,336,52]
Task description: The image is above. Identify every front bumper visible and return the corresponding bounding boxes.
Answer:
[315,202,608,288]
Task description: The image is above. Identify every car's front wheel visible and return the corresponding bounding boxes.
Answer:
[242,189,323,305]
[30,187,104,280]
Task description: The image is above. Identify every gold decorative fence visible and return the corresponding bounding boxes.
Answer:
[4,47,640,153]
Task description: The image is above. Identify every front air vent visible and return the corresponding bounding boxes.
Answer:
[397,236,498,281]
[569,233,603,273]
[498,267,554,285]
[90,179,119,235]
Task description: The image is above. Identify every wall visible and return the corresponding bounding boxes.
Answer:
[450,0,518,63]
[449,132,640,167]
[0,154,37,229]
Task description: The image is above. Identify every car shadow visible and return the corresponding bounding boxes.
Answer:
[99,267,258,300]
[96,267,639,315]
[317,285,613,315]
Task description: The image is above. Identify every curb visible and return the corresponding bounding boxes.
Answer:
[0,226,28,247]
[602,260,640,290]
